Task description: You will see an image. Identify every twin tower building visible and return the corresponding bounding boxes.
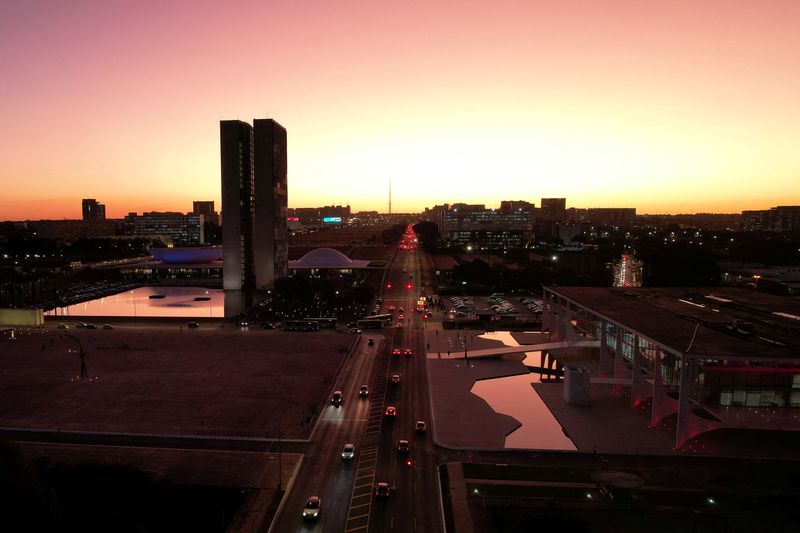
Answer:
[220,119,288,291]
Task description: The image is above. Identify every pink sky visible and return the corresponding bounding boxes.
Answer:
[1,0,798,220]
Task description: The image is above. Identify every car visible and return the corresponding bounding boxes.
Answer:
[102,324,114,330]
[332,390,343,407]
[302,496,322,521]
[341,443,355,460]
[391,374,401,384]
[368,338,375,346]
[403,348,412,357]
[388,305,395,311]
[396,439,410,453]
[85,324,97,329]
[238,319,249,327]
[261,321,275,329]
[397,314,405,321]
[415,420,427,433]
[392,348,401,356]
[350,327,362,334]
[75,322,87,328]
[384,406,397,417]
[398,306,405,312]
[188,321,200,328]
[56,324,67,329]
[359,385,369,397]
[375,482,391,498]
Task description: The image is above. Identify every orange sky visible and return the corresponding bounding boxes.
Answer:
[1,0,798,220]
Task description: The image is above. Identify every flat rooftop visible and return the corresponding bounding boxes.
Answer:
[548,287,800,360]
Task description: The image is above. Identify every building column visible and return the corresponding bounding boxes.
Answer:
[613,328,630,394]
[650,347,679,427]
[598,321,609,377]
[631,335,650,408]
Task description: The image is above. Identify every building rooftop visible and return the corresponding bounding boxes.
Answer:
[288,247,371,269]
[548,286,800,360]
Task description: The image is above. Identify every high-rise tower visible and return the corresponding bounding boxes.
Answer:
[220,118,288,291]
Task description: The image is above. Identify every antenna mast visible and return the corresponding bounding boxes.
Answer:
[388,178,392,215]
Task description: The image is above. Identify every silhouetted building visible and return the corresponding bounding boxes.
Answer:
[123,212,204,245]
[540,198,566,221]
[192,201,216,217]
[741,206,800,232]
[220,118,288,291]
[288,205,351,226]
[82,199,106,221]
[441,204,532,248]
[566,207,636,225]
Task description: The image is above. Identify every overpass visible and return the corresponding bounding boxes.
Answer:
[462,339,600,359]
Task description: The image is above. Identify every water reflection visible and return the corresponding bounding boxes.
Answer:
[46,286,225,318]
[470,331,576,450]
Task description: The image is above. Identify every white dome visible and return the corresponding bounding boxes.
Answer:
[295,247,355,268]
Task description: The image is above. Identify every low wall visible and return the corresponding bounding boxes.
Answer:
[0,308,44,326]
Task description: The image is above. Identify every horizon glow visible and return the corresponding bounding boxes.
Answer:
[1,0,799,220]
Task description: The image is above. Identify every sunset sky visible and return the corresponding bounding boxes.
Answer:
[1,0,798,220]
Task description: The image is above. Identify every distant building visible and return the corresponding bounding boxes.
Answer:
[27,219,117,241]
[567,207,636,226]
[540,198,566,222]
[288,205,351,227]
[192,201,216,217]
[123,212,204,245]
[741,206,800,232]
[220,118,288,291]
[441,203,532,248]
[82,199,106,221]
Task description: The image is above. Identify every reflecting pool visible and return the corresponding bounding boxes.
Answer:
[470,331,576,450]
[46,286,224,318]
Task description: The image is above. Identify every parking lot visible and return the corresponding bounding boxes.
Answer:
[445,293,543,320]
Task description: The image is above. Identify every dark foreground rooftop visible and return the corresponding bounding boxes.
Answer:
[548,286,800,360]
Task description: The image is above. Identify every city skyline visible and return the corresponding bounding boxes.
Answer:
[1,0,799,220]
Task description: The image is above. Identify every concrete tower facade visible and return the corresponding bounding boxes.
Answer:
[220,118,287,291]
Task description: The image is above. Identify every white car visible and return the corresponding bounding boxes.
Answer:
[341,443,355,460]
[302,496,322,521]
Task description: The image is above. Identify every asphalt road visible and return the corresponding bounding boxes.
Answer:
[270,227,443,533]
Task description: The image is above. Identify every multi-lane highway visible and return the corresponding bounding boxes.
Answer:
[271,226,442,532]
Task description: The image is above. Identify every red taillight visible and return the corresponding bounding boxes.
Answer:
[387,282,392,289]
[406,283,412,289]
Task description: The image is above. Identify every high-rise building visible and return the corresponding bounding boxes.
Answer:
[82,198,106,221]
[540,198,566,222]
[192,201,216,217]
[220,118,288,291]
